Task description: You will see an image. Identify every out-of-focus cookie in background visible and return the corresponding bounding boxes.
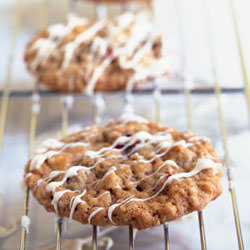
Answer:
[1,0,250,91]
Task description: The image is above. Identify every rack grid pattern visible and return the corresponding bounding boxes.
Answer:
[0,0,249,249]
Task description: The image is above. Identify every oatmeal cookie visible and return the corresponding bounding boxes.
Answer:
[25,114,223,230]
[24,12,169,95]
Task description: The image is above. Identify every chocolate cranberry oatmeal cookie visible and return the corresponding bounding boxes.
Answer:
[24,12,169,95]
[25,114,223,230]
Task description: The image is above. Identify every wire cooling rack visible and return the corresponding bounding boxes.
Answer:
[0,0,249,249]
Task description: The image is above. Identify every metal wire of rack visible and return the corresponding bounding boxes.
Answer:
[0,0,249,249]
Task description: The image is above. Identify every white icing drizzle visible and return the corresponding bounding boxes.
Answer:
[28,115,220,224]
[30,39,56,70]
[88,207,104,224]
[29,12,168,95]
[91,37,109,58]
[35,179,43,189]
[69,190,87,220]
[85,56,113,95]
[96,191,109,199]
[45,170,65,182]
[33,125,182,190]
[108,196,134,224]
[120,113,148,124]
[30,151,59,170]
[126,56,169,92]
[148,175,167,191]
[24,173,32,181]
[189,136,210,142]
[133,228,138,238]
[46,166,91,192]
[107,158,221,223]
[29,14,88,72]
[115,12,135,29]
[30,140,88,170]
[51,190,70,214]
[21,215,31,233]
[143,160,218,199]
[118,36,155,69]
[83,130,173,163]
[62,141,88,150]
[35,138,64,154]
[49,14,88,40]
[103,166,117,179]
[131,160,178,185]
[167,158,221,181]
[46,182,62,193]
[62,19,106,70]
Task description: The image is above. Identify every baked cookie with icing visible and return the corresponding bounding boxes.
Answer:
[25,114,223,230]
[24,12,169,95]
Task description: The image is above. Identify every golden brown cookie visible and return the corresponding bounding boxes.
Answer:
[25,114,223,230]
[24,12,168,95]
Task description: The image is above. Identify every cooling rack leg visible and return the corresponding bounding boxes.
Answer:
[230,188,244,250]
[163,223,170,250]
[230,0,250,119]
[19,90,40,250]
[129,226,135,250]
[56,218,63,250]
[62,106,68,137]
[92,225,98,250]
[184,87,193,130]
[55,95,73,250]
[198,211,207,250]
[93,94,105,124]
[153,87,171,250]
[19,186,30,250]
[153,85,162,123]
[200,0,245,248]
[183,76,207,250]
[214,84,245,249]
[0,0,24,157]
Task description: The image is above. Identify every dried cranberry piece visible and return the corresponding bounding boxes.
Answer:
[125,140,141,153]
[125,133,133,137]
[115,139,142,152]
[115,144,124,149]
[106,48,113,57]
[134,140,141,146]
